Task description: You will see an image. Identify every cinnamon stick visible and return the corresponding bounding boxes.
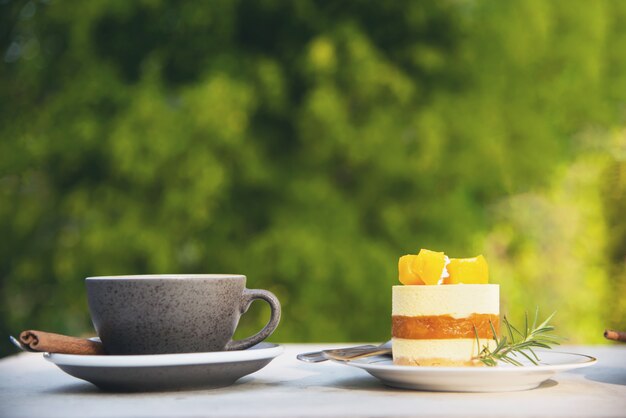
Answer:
[604,329,626,343]
[19,330,105,355]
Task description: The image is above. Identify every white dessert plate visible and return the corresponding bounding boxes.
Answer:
[44,342,283,392]
[330,350,596,392]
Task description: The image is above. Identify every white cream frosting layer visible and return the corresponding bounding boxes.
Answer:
[392,338,496,362]
[392,284,499,318]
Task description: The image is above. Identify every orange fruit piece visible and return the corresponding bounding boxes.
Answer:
[411,249,447,285]
[398,255,424,285]
[398,249,447,285]
[446,255,489,284]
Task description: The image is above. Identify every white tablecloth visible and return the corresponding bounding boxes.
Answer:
[1,344,625,418]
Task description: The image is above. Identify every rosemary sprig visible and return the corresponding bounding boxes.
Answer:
[474,307,561,367]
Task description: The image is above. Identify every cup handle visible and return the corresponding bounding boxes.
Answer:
[225,288,281,351]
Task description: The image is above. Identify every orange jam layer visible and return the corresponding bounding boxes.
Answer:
[392,313,500,339]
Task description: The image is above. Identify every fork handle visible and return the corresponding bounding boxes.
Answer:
[296,351,328,363]
[296,344,377,363]
[332,347,392,360]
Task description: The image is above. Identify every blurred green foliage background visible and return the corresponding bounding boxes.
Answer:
[2,0,626,357]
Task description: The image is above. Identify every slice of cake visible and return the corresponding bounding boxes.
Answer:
[393,249,499,366]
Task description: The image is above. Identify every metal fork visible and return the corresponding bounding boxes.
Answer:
[297,341,392,363]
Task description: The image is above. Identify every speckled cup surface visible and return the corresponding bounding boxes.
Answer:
[86,275,281,355]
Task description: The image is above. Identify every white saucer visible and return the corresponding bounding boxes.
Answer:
[45,342,283,392]
[331,350,596,392]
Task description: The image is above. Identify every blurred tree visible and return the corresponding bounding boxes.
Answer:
[1,0,626,357]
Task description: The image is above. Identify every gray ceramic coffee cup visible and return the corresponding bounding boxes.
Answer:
[86,274,281,355]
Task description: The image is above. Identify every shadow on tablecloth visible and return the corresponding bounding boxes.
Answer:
[571,366,626,386]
